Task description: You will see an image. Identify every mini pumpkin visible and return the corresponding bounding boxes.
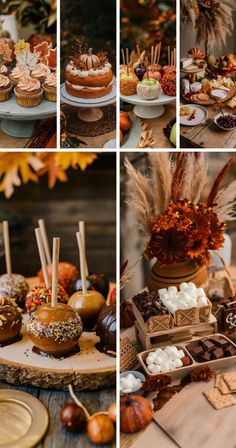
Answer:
[87,414,115,445]
[80,48,100,70]
[120,395,152,433]
[120,111,131,132]
[108,402,116,423]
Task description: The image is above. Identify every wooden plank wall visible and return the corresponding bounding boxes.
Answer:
[0,154,116,282]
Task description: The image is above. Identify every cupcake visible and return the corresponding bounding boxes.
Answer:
[31,63,51,82]
[0,65,8,75]
[14,76,43,107]
[9,66,30,86]
[42,72,56,102]
[0,75,12,102]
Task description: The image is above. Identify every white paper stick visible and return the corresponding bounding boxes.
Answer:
[79,221,89,276]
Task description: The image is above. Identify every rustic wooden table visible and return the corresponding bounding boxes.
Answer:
[0,381,116,448]
[121,102,176,149]
[180,103,236,149]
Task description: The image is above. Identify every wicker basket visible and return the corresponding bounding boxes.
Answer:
[120,337,138,372]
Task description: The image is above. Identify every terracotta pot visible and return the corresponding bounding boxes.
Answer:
[147,259,208,292]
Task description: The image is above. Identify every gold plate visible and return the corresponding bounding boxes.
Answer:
[0,389,48,448]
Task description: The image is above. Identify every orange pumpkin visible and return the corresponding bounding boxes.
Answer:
[120,112,131,132]
[80,48,100,70]
[120,395,152,433]
[108,403,116,423]
[87,414,115,445]
[120,129,123,143]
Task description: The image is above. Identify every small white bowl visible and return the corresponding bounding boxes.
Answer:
[120,371,145,394]
[214,112,236,131]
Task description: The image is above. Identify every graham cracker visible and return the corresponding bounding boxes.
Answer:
[223,372,236,392]
[215,375,231,395]
[203,388,236,410]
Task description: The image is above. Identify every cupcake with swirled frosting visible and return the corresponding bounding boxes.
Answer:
[0,74,12,102]
[31,63,51,83]
[43,71,56,102]
[9,66,30,86]
[14,75,43,107]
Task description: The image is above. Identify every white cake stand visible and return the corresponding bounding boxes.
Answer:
[120,91,176,119]
[0,96,56,138]
[61,81,116,122]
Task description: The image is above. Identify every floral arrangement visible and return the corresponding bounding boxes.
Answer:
[2,0,56,34]
[0,152,97,198]
[181,0,234,52]
[125,153,236,268]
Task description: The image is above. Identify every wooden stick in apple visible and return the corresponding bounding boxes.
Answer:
[126,48,129,76]
[76,232,87,296]
[35,228,50,289]
[3,220,12,275]
[38,219,52,264]
[79,220,89,276]
[51,237,60,308]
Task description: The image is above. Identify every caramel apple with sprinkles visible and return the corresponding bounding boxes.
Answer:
[0,221,29,308]
[27,237,83,357]
[0,297,22,346]
[65,38,113,99]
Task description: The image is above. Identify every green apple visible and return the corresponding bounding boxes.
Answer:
[141,78,157,87]
[170,123,176,147]
[207,53,216,68]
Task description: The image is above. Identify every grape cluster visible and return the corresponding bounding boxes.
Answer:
[217,114,236,129]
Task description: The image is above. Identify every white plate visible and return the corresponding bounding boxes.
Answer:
[214,112,236,131]
[180,104,207,126]
[210,89,227,100]
[121,115,142,148]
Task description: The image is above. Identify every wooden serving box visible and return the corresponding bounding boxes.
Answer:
[131,298,173,333]
[135,313,218,350]
[137,333,236,380]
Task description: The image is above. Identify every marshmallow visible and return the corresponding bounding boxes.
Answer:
[146,352,157,364]
[180,282,189,291]
[148,365,161,374]
[177,349,185,359]
[120,373,142,393]
[146,346,186,373]
[168,286,178,295]
[168,303,177,314]
[196,287,205,297]
[174,359,183,368]
[198,296,208,306]
[188,282,197,291]
[158,288,168,296]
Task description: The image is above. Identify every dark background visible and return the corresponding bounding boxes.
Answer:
[61,0,116,81]
[0,153,116,282]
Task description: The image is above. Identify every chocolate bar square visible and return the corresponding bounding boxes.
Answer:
[224,345,236,357]
[199,352,211,363]
[211,348,224,360]
[200,339,215,352]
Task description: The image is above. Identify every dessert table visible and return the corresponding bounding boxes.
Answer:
[0,381,116,448]
[180,103,236,149]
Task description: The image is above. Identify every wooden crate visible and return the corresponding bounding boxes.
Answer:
[135,313,218,350]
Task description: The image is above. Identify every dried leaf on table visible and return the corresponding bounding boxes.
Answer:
[137,119,156,149]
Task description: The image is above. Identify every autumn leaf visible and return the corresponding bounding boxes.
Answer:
[55,152,97,171]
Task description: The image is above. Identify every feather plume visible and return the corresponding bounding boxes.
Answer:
[148,153,172,214]
[124,158,154,233]
[207,157,234,207]
[213,180,236,222]
[171,153,186,202]
[190,153,208,202]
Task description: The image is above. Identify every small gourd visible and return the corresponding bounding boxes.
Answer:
[80,48,100,70]
[87,413,115,445]
[120,394,152,433]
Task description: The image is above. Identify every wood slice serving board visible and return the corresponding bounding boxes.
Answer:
[0,315,116,391]
[153,364,236,448]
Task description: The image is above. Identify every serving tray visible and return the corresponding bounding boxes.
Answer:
[137,333,236,380]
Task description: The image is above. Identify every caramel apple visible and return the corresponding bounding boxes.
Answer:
[144,70,162,82]
[38,262,79,293]
[96,304,116,354]
[0,297,22,346]
[68,290,106,330]
[0,273,29,308]
[25,284,69,314]
[27,302,83,356]
[120,72,138,96]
